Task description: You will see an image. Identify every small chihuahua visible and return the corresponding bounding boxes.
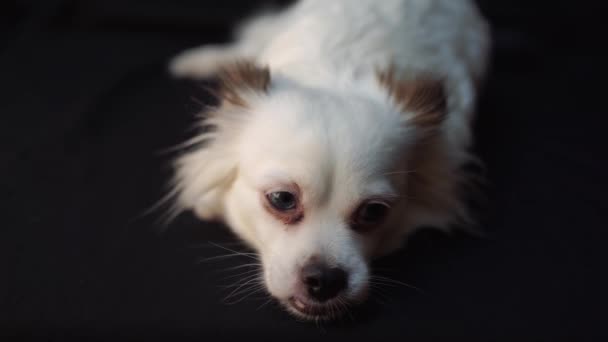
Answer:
[168,0,490,320]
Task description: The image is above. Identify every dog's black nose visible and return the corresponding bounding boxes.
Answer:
[301,263,347,302]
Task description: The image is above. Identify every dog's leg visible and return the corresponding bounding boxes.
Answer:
[169,10,285,79]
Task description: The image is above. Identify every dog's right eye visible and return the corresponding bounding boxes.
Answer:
[267,191,297,211]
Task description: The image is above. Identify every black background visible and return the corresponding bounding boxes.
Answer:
[1,0,607,340]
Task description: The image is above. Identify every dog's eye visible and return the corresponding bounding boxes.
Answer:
[267,191,297,211]
[352,201,391,231]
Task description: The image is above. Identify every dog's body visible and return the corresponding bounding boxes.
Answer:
[169,0,490,320]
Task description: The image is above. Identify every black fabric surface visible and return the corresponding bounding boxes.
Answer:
[1,0,607,340]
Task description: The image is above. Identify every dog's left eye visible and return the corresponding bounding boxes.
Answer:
[352,200,391,231]
[267,191,297,211]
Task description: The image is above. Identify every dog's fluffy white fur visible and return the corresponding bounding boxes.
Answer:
[168,0,490,320]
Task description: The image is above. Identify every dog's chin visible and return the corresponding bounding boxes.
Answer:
[280,288,368,321]
[283,296,349,321]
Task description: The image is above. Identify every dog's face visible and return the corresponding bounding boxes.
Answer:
[174,62,446,319]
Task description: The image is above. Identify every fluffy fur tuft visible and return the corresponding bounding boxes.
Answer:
[377,67,447,131]
[216,61,271,107]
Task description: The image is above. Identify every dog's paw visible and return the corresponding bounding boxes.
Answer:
[169,46,234,79]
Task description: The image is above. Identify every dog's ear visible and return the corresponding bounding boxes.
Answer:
[172,61,271,221]
[171,61,271,221]
[377,66,446,131]
[216,60,271,107]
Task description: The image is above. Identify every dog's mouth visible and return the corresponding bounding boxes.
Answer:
[285,296,350,320]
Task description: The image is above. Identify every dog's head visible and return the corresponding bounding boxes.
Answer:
[173,61,450,319]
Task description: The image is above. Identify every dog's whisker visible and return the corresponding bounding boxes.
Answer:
[208,242,259,261]
[370,275,424,293]
[187,241,249,249]
[218,262,262,272]
[223,275,264,300]
[224,282,265,297]
[223,282,266,305]
[314,315,326,332]
[220,268,261,281]
[338,298,355,322]
[370,274,417,286]
[333,301,343,321]
[328,302,336,321]
[369,284,396,303]
[333,299,343,322]
[369,279,412,291]
[217,264,262,279]
[224,286,265,304]
[219,278,259,291]
[369,289,391,305]
[196,253,258,264]
[256,298,274,311]
[369,283,392,295]
[223,268,259,279]
[220,273,261,289]
[223,287,261,304]
[338,302,350,322]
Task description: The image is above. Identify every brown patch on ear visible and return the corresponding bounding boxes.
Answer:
[396,133,472,235]
[406,136,453,209]
[217,60,271,107]
[377,66,447,130]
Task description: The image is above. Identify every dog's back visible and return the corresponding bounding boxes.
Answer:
[260,0,489,84]
[253,0,490,150]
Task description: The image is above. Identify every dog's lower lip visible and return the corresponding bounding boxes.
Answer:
[287,297,319,315]
[292,298,307,310]
[287,296,334,318]
[288,297,310,312]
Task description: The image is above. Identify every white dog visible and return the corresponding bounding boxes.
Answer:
[168,0,490,320]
